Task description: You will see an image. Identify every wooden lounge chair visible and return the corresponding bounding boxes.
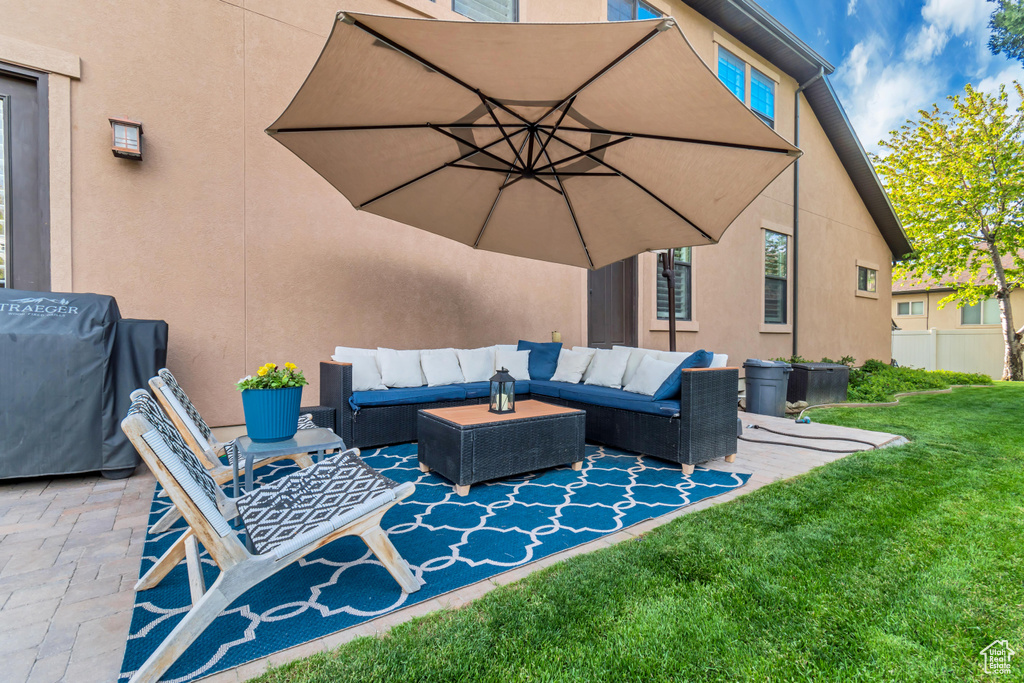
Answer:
[148,368,320,532]
[122,390,420,683]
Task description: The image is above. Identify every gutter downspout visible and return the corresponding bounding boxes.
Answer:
[793,67,825,359]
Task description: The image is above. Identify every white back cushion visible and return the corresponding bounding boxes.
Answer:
[583,347,630,389]
[623,354,678,396]
[496,348,531,380]
[550,348,593,384]
[457,346,496,382]
[613,346,662,386]
[377,348,425,388]
[658,350,692,367]
[711,353,728,368]
[420,348,465,387]
[332,347,387,392]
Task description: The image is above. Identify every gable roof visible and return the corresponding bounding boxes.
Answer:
[681,0,912,260]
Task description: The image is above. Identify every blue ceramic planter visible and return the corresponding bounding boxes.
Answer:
[241,386,302,442]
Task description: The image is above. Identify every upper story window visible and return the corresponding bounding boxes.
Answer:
[750,69,775,127]
[657,247,692,321]
[451,0,518,22]
[764,230,788,324]
[718,48,746,101]
[961,298,1001,325]
[857,265,877,293]
[608,0,661,21]
[716,44,777,129]
[897,301,924,316]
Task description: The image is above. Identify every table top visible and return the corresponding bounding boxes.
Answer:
[420,400,583,428]
[235,428,344,456]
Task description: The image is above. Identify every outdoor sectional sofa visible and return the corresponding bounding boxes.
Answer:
[319,352,738,473]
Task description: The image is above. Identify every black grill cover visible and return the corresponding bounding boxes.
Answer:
[0,289,168,479]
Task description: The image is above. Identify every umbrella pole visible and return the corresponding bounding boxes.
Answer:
[661,251,677,352]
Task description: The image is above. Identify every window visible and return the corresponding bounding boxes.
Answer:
[450,0,517,22]
[897,301,924,316]
[608,0,661,22]
[961,298,1001,325]
[896,301,924,316]
[718,48,746,101]
[656,247,692,321]
[857,265,877,293]
[750,68,775,127]
[764,230,788,324]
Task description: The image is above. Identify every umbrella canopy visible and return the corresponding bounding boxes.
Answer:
[267,12,800,270]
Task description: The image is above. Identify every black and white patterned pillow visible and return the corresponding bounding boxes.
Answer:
[158,368,213,443]
[128,392,220,508]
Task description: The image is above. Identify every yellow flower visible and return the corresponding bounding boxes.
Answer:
[266,362,277,370]
[285,362,297,371]
[257,367,268,377]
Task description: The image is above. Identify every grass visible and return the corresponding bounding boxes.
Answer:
[254,384,1024,682]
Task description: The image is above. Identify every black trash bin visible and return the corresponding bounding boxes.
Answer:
[742,359,792,417]
[787,363,850,406]
[0,289,168,479]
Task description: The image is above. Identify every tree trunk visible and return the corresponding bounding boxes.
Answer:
[987,242,1023,381]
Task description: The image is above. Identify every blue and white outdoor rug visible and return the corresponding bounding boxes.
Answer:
[120,444,750,682]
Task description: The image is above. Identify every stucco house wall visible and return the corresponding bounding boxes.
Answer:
[1,0,900,426]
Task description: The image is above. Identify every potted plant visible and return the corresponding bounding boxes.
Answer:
[236,362,308,442]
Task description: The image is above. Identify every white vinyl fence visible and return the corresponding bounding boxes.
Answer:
[891,329,1005,379]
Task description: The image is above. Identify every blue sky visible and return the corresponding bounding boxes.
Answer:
[754,0,1024,152]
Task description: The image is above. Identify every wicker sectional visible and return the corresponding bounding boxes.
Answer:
[320,361,738,470]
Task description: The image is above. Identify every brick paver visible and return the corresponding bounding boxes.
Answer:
[0,415,903,682]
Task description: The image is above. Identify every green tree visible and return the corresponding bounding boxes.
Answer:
[989,0,1024,63]
[874,84,1024,381]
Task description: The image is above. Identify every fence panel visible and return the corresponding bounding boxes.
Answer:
[892,329,1004,378]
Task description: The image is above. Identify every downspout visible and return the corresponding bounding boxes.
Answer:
[792,67,825,359]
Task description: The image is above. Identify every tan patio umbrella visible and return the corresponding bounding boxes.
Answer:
[267,11,800,270]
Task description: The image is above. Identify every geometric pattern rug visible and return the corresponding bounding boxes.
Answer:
[119,444,750,682]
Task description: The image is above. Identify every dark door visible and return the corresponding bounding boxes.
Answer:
[587,256,637,348]
[0,64,50,291]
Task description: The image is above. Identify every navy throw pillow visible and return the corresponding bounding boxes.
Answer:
[517,340,562,381]
[653,349,714,401]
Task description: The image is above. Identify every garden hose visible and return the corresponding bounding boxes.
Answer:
[737,424,876,454]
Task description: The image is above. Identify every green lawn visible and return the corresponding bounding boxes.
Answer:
[255,384,1024,682]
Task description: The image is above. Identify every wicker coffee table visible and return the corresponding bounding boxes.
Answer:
[417,400,585,496]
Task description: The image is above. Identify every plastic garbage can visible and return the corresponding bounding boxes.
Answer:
[742,359,792,417]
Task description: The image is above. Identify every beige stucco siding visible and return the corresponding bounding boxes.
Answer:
[2,0,897,426]
[893,290,1024,331]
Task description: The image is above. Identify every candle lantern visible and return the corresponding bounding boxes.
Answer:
[489,367,516,414]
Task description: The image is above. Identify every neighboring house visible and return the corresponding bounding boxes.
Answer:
[0,0,910,426]
[891,252,1023,377]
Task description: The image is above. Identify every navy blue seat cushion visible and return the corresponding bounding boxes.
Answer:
[558,384,681,417]
[517,340,562,381]
[527,380,570,397]
[462,381,532,399]
[349,385,466,411]
[653,349,714,401]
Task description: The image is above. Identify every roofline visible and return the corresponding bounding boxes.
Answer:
[680,0,912,260]
[892,287,956,295]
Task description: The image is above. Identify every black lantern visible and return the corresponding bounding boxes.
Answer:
[489,367,516,414]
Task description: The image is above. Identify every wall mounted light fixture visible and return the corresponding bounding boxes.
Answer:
[109,118,143,160]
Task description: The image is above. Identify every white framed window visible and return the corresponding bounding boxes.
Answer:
[714,36,779,130]
[608,0,661,21]
[656,247,692,321]
[857,265,877,293]
[449,0,518,22]
[764,230,788,325]
[750,68,775,127]
[896,301,924,316]
[961,298,1001,325]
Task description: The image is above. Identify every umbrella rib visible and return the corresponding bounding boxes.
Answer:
[268,123,509,134]
[446,164,517,174]
[539,136,594,269]
[344,17,532,127]
[536,24,668,125]
[547,130,715,243]
[428,124,523,171]
[474,134,530,249]
[536,125,797,155]
[533,96,576,167]
[532,136,632,173]
[477,94,528,170]
[358,134,514,209]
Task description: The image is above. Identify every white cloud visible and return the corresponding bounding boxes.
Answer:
[906,24,949,62]
[847,0,858,17]
[920,0,991,35]
[975,62,1024,107]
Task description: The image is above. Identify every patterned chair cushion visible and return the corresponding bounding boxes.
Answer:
[128,393,221,511]
[235,450,399,555]
[158,368,214,443]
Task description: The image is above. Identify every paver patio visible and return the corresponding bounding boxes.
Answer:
[0,413,905,683]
